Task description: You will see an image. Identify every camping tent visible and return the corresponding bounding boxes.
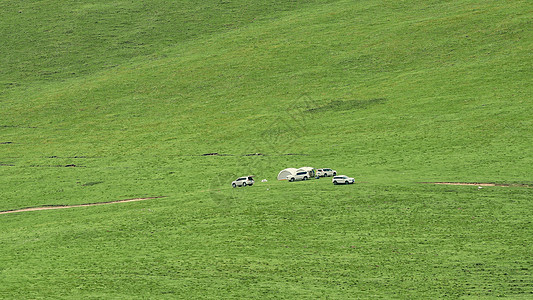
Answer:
[299,167,316,178]
[277,168,299,180]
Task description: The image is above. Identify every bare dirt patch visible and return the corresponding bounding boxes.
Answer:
[29,164,86,168]
[0,125,38,129]
[244,153,264,156]
[0,196,165,215]
[201,153,233,156]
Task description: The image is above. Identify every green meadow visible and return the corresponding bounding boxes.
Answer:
[1,0,532,298]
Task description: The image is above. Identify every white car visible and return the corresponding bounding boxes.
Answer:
[317,168,337,177]
[232,176,254,187]
[332,175,355,185]
[287,171,309,182]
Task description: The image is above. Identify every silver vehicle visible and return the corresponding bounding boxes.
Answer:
[232,176,254,188]
[287,171,309,182]
[332,175,355,185]
[317,168,337,177]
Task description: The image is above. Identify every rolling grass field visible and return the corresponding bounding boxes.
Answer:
[1,0,532,298]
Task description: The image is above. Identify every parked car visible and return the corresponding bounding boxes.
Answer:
[287,171,309,182]
[232,176,254,187]
[317,168,337,177]
[332,175,355,185]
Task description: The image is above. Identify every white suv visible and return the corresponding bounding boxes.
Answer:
[317,168,337,177]
[332,175,355,185]
[287,171,309,182]
[232,176,254,187]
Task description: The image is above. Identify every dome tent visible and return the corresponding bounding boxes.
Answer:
[277,168,299,180]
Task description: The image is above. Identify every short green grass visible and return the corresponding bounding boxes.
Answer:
[1,0,532,298]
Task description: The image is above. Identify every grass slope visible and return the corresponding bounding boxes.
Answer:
[1,0,532,298]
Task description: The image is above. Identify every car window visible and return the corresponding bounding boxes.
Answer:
[297,172,306,175]
[247,177,253,180]
[237,178,244,181]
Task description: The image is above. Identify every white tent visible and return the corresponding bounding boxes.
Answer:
[277,168,299,180]
[299,167,316,178]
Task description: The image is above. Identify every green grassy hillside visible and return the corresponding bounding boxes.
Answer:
[1,0,532,298]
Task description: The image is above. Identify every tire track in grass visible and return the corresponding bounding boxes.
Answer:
[0,196,166,215]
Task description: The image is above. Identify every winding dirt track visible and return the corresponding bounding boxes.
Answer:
[3,182,530,215]
[424,182,532,188]
[432,182,504,187]
[0,197,164,215]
